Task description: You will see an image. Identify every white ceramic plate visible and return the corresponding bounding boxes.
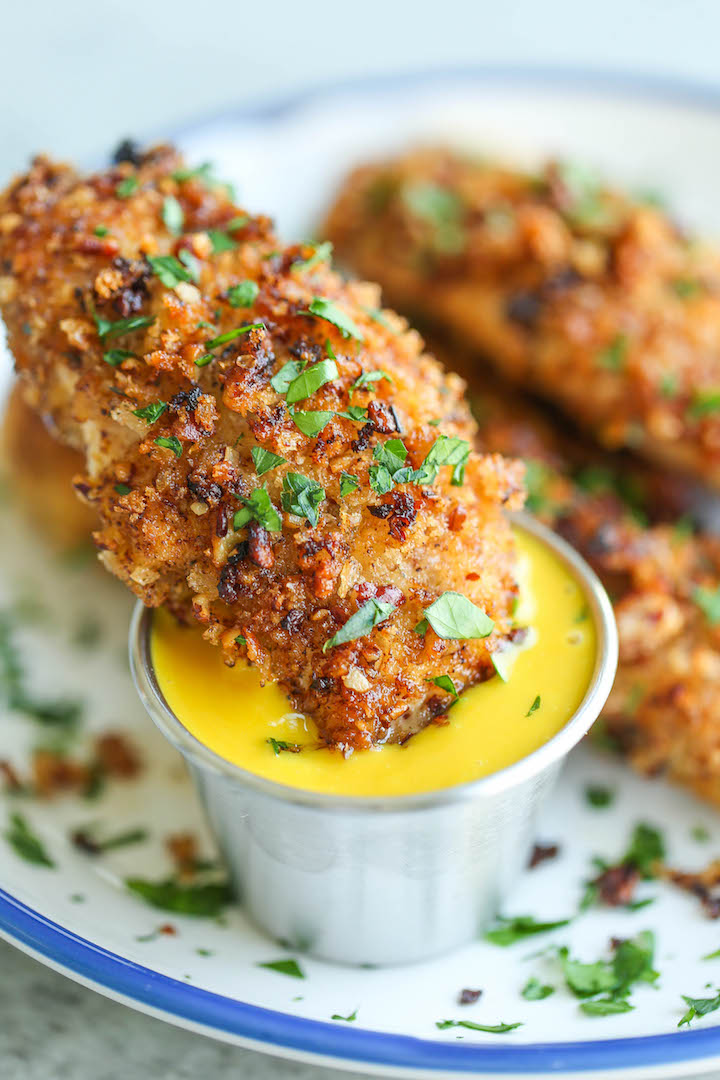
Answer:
[3,68,720,1079]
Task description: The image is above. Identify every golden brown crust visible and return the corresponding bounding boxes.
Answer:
[0,148,524,751]
[324,148,720,489]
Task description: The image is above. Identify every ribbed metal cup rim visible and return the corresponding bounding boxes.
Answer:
[129,512,618,814]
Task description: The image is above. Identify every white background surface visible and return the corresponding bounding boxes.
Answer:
[2,3,720,1078]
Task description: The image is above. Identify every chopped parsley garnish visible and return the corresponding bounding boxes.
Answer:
[323,598,396,653]
[414,435,470,486]
[336,406,368,422]
[622,822,665,878]
[688,389,720,418]
[94,313,155,340]
[585,784,614,808]
[5,812,55,868]
[114,483,132,495]
[581,998,635,1016]
[251,446,287,476]
[693,584,720,624]
[351,369,393,393]
[286,358,339,404]
[402,181,465,253]
[421,592,494,641]
[233,487,282,532]
[270,360,305,394]
[331,1009,358,1022]
[678,989,720,1027]
[133,401,168,423]
[672,278,702,299]
[267,738,301,756]
[692,825,710,843]
[291,241,333,273]
[339,472,359,497]
[228,280,259,308]
[525,695,541,717]
[660,372,678,397]
[552,162,609,226]
[288,408,335,437]
[596,334,628,371]
[258,958,305,979]
[94,225,109,237]
[235,634,247,647]
[208,229,236,254]
[522,978,555,1001]
[103,349,135,366]
[147,254,198,287]
[303,297,364,342]
[195,323,265,366]
[484,915,570,946]
[558,930,658,1016]
[280,473,325,526]
[426,675,459,699]
[115,175,138,198]
[73,826,148,854]
[436,1020,522,1034]
[154,436,183,458]
[162,195,184,236]
[373,438,407,474]
[126,876,232,916]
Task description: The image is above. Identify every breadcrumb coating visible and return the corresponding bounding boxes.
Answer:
[0,147,524,751]
[324,147,720,488]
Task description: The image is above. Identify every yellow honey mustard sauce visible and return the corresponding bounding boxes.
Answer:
[150,527,596,796]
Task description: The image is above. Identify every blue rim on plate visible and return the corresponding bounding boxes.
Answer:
[4,64,720,1075]
[2,882,720,1075]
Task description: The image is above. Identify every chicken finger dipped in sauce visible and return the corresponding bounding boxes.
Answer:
[0,146,524,752]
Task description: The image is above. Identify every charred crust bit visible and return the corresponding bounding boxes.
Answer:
[217,553,242,603]
[528,842,560,869]
[661,865,720,919]
[111,139,142,167]
[310,675,335,693]
[288,340,323,365]
[94,257,150,318]
[506,290,543,329]
[352,422,374,452]
[592,863,640,907]
[281,608,304,633]
[247,521,274,569]
[458,988,483,1006]
[367,399,400,434]
[171,385,202,412]
[370,491,417,541]
[544,265,583,294]
[171,384,217,440]
[215,503,229,538]
[188,474,222,506]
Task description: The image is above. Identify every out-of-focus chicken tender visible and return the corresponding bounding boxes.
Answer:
[0,147,524,752]
[2,382,95,547]
[324,147,720,489]
[462,355,720,808]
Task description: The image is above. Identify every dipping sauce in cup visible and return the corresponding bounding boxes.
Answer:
[131,514,617,965]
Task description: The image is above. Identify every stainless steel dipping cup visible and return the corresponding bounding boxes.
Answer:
[130,514,618,966]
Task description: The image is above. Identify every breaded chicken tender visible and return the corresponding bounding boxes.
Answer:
[465,360,720,807]
[324,148,720,488]
[0,147,524,751]
[2,382,96,547]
